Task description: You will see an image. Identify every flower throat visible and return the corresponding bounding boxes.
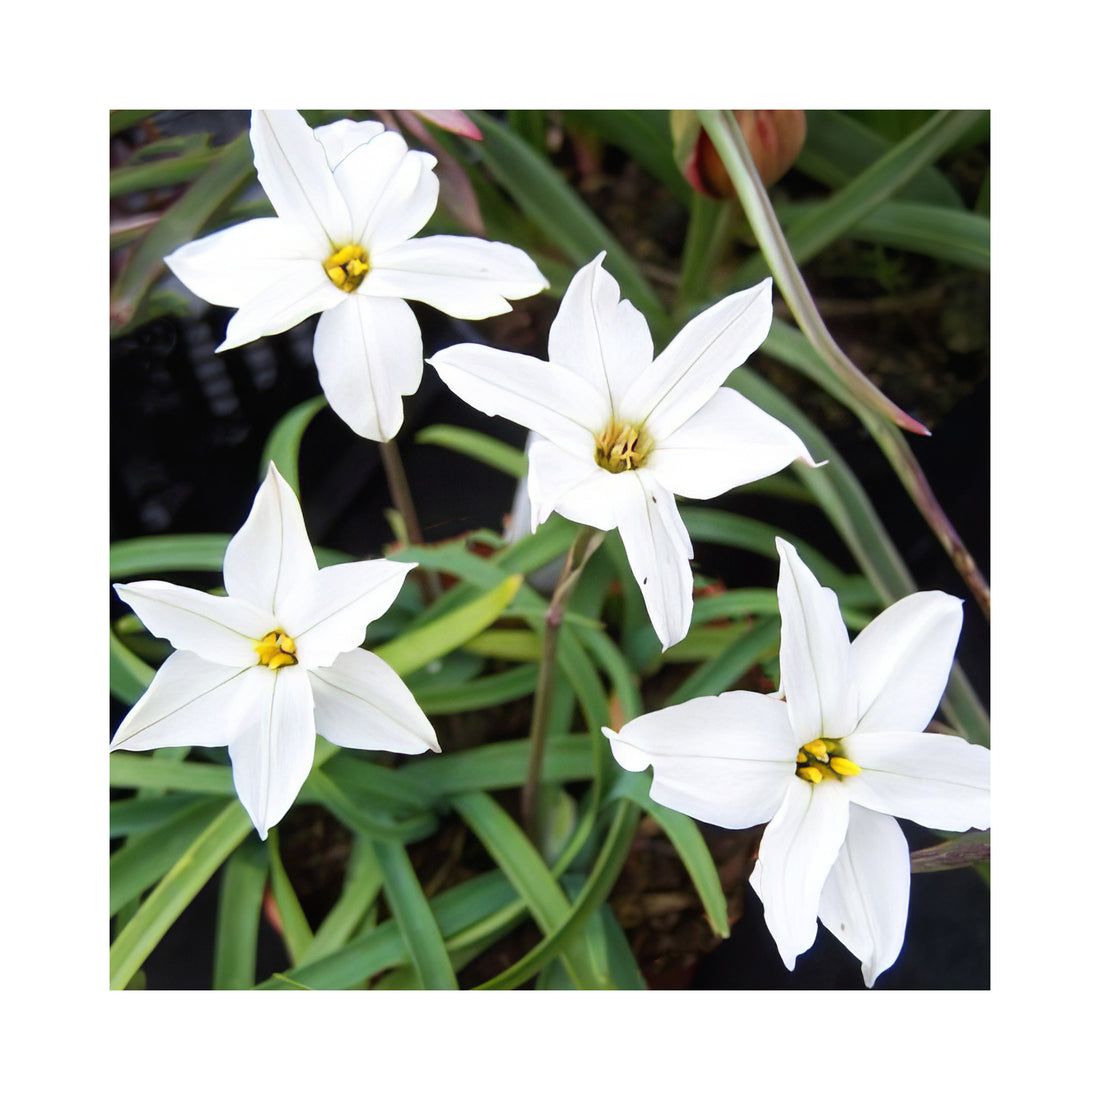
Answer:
[594,422,651,473]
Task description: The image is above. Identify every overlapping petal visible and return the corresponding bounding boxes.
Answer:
[371,236,549,319]
[547,252,653,408]
[114,581,271,667]
[616,472,695,650]
[313,294,423,442]
[621,278,773,437]
[841,730,991,831]
[850,591,963,734]
[429,344,607,456]
[309,648,440,755]
[604,691,798,828]
[313,118,387,171]
[750,777,850,969]
[251,110,351,249]
[526,440,617,531]
[818,805,911,987]
[227,665,317,840]
[646,387,818,499]
[218,262,345,351]
[775,537,858,743]
[223,463,318,615]
[109,651,255,751]
[284,559,416,669]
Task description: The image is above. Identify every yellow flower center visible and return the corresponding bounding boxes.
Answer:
[594,421,651,473]
[254,630,298,670]
[323,244,371,292]
[795,737,861,784]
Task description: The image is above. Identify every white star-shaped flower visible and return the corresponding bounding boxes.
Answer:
[603,537,990,985]
[165,110,547,441]
[429,253,817,649]
[111,463,439,839]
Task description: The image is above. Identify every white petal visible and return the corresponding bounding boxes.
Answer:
[818,805,911,987]
[775,537,858,743]
[218,262,345,351]
[547,253,652,407]
[309,648,439,755]
[250,110,351,248]
[110,651,253,751]
[227,664,317,840]
[616,471,695,650]
[370,235,548,319]
[840,730,991,831]
[283,559,416,669]
[604,691,798,829]
[621,278,773,437]
[526,439,617,531]
[313,118,387,168]
[749,777,850,970]
[850,591,963,734]
[646,387,817,499]
[344,137,439,254]
[429,343,606,457]
[164,217,321,308]
[313,294,423,442]
[223,463,318,617]
[114,581,270,666]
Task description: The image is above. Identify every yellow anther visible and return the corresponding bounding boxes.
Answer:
[324,244,371,292]
[802,738,830,762]
[796,750,808,764]
[829,756,862,777]
[255,630,298,670]
[594,421,651,473]
[797,765,824,784]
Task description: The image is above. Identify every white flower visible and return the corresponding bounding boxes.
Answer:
[111,463,439,839]
[429,253,816,649]
[165,110,547,442]
[603,537,990,986]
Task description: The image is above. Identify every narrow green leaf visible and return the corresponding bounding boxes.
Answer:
[414,424,527,479]
[414,663,538,715]
[110,796,229,916]
[268,830,315,966]
[452,790,608,989]
[303,768,438,843]
[372,838,458,990]
[110,801,253,989]
[110,753,235,796]
[110,791,209,838]
[213,837,268,989]
[910,829,990,873]
[845,200,989,271]
[110,109,160,136]
[466,110,670,338]
[298,838,384,967]
[373,573,523,677]
[666,616,781,706]
[110,149,218,197]
[110,131,254,335]
[260,395,328,494]
[110,628,154,704]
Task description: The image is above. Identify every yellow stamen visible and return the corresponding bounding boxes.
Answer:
[795,750,808,764]
[829,756,862,777]
[802,738,830,762]
[324,244,371,292]
[255,630,298,670]
[797,765,824,784]
[594,421,651,473]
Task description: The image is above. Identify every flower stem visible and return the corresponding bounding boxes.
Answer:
[521,525,604,841]
[378,438,441,603]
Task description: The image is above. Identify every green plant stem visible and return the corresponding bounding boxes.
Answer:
[378,438,441,603]
[521,526,604,839]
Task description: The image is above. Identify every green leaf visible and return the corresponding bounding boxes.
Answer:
[110,796,229,916]
[110,753,235,796]
[451,790,607,988]
[846,200,989,272]
[268,830,315,966]
[666,616,781,706]
[110,131,254,335]
[373,573,523,677]
[110,628,154,704]
[797,110,965,209]
[415,424,527,479]
[260,396,328,493]
[213,837,268,989]
[298,838,384,967]
[110,148,218,197]
[110,801,253,989]
[466,110,670,340]
[372,838,458,990]
[414,663,538,715]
